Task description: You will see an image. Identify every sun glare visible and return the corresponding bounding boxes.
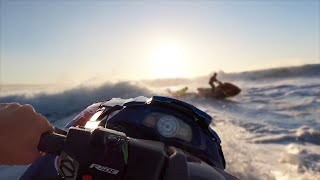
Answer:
[150,44,186,78]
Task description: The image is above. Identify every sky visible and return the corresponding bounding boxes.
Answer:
[1,0,319,84]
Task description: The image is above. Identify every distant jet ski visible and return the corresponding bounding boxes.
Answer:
[167,86,190,97]
[197,82,241,99]
[169,82,241,99]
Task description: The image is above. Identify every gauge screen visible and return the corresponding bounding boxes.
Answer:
[157,115,179,137]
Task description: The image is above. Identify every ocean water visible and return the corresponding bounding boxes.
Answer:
[0,64,319,179]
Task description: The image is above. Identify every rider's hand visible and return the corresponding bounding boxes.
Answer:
[0,103,54,165]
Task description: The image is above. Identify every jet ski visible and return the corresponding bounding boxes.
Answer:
[197,82,241,99]
[168,82,241,99]
[167,87,191,97]
[21,96,238,180]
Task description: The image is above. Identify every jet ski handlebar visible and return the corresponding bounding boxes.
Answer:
[37,126,238,180]
[38,132,65,156]
[37,126,168,180]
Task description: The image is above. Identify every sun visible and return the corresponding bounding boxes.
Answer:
[150,44,186,78]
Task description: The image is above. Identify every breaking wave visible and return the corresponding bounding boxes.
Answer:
[0,82,152,121]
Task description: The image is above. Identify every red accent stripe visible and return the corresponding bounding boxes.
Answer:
[82,174,92,180]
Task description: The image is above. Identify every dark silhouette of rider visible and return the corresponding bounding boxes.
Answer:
[209,73,222,92]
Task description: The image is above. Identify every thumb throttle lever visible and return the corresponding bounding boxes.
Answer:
[37,132,66,156]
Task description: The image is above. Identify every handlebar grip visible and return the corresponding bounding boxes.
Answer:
[38,132,66,156]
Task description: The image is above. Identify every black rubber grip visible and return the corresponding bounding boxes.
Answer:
[37,132,66,156]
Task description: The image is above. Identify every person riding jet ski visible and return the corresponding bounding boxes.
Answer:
[197,73,241,98]
[1,97,238,180]
[209,72,223,92]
